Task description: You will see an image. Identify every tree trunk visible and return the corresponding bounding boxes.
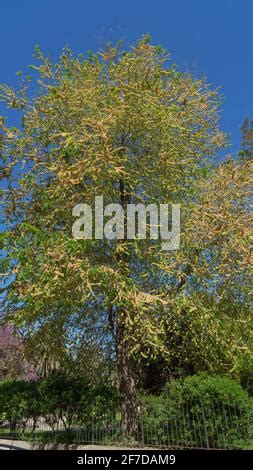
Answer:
[115,172,139,437]
[116,313,139,437]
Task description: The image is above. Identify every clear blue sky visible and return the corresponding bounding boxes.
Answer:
[0,0,252,154]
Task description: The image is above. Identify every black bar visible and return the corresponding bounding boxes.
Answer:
[0,450,252,467]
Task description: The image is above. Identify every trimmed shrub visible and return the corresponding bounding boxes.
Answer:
[0,373,119,439]
[141,374,252,449]
[0,380,40,433]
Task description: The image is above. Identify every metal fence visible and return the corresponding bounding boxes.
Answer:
[0,399,252,449]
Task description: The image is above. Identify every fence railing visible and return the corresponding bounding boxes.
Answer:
[0,399,252,449]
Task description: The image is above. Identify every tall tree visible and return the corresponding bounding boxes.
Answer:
[0,37,251,435]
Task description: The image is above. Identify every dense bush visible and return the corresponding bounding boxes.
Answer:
[0,380,40,432]
[0,373,251,448]
[0,372,118,435]
[141,374,252,449]
[38,373,89,430]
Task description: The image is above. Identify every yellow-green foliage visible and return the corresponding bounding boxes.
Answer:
[0,37,251,373]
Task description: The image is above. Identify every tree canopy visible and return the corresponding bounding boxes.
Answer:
[0,36,251,434]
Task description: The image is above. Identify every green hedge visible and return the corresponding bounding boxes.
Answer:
[141,374,252,449]
[0,372,118,434]
[0,373,251,448]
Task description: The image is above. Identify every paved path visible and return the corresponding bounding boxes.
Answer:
[0,439,153,450]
